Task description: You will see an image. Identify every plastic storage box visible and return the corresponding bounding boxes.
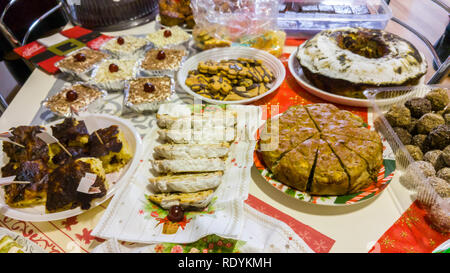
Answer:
[278,0,392,38]
[365,85,450,233]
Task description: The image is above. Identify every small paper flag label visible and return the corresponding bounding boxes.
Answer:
[83,116,99,135]
[77,173,97,194]
[0,132,13,138]
[37,132,59,144]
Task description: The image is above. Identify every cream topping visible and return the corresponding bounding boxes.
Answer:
[297,27,427,85]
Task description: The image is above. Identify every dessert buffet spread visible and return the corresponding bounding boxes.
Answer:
[1,0,449,253]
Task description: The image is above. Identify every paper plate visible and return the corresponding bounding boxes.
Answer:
[177,47,286,105]
[288,48,425,108]
[253,114,396,206]
[0,113,143,222]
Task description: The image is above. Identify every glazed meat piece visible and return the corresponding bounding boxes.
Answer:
[50,118,89,147]
[46,158,107,212]
[2,126,49,163]
[3,160,49,207]
[404,98,432,118]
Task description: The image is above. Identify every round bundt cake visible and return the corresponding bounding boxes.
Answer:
[296,27,428,99]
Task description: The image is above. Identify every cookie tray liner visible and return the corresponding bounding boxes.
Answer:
[364,84,450,226]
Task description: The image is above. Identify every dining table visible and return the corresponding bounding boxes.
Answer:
[0,0,449,253]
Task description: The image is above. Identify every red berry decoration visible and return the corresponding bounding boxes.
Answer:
[163,30,172,38]
[143,83,155,93]
[65,90,78,102]
[117,37,125,45]
[167,205,184,222]
[74,53,86,62]
[156,50,166,60]
[109,63,119,73]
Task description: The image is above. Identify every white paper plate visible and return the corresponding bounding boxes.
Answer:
[0,227,46,253]
[177,47,286,105]
[0,114,143,222]
[288,48,425,108]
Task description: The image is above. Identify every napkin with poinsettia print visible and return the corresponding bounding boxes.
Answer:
[92,105,263,244]
[92,202,314,253]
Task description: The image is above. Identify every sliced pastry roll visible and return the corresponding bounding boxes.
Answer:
[147,189,214,209]
[152,158,225,174]
[158,112,237,130]
[154,143,230,159]
[158,127,236,144]
[149,171,223,193]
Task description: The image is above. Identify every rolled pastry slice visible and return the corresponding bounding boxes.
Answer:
[154,143,230,159]
[152,158,226,174]
[158,127,236,144]
[149,171,223,193]
[148,189,215,209]
[157,111,237,130]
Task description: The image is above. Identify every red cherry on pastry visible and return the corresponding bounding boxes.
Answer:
[65,90,78,102]
[167,205,184,222]
[163,30,172,38]
[74,53,86,62]
[109,63,119,73]
[143,83,155,93]
[156,50,166,60]
[117,37,125,45]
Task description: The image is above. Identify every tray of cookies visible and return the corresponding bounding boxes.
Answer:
[177,47,285,105]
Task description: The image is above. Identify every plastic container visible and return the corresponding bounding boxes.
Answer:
[60,0,159,31]
[278,0,392,39]
[365,85,450,232]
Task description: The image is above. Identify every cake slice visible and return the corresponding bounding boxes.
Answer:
[310,140,349,196]
[153,143,230,159]
[324,136,373,194]
[149,172,223,193]
[45,157,107,213]
[88,125,133,173]
[271,136,321,192]
[152,158,225,174]
[148,189,214,209]
[3,160,49,208]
